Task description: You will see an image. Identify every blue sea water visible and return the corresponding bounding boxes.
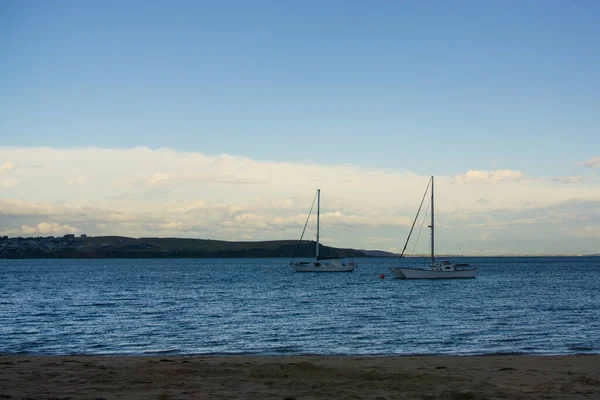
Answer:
[0,257,598,356]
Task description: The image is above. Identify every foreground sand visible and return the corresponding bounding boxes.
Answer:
[1,355,599,399]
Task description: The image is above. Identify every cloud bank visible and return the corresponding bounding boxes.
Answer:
[584,157,600,168]
[1,147,599,255]
[453,169,524,184]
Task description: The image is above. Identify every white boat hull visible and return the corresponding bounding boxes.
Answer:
[389,267,406,278]
[290,190,356,273]
[291,263,355,272]
[397,267,477,279]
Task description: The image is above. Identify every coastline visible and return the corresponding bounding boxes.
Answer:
[1,355,599,399]
[2,236,599,259]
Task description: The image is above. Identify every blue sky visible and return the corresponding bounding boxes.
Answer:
[1,1,599,254]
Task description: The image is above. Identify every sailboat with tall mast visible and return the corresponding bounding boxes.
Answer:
[390,176,477,279]
[290,189,356,272]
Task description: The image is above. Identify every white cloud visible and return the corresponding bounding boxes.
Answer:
[584,157,600,168]
[0,146,599,254]
[0,199,60,216]
[0,161,17,174]
[37,222,77,235]
[583,226,600,238]
[66,176,89,185]
[4,222,77,237]
[0,162,18,187]
[0,178,19,187]
[149,172,172,185]
[552,176,584,184]
[454,169,524,184]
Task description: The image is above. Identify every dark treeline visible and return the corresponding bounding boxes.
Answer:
[0,235,370,259]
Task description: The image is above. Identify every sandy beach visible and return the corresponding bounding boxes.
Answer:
[0,355,598,399]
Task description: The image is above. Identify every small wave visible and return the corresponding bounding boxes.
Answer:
[493,337,526,343]
[273,346,300,353]
[358,296,382,301]
[142,349,182,355]
[543,306,577,312]
[568,346,595,351]
[12,330,41,335]
[471,351,529,356]
[30,312,58,318]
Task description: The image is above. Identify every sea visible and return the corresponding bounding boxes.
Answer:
[0,257,598,356]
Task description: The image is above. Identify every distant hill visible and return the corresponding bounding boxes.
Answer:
[2,236,598,259]
[0,235,367,259]
[360,250,399,257]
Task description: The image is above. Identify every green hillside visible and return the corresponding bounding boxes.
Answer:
[0,235,367,259]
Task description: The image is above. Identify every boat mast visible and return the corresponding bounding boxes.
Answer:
[316,189,320,261]
[430,176,435,264]
[399,178,431,259]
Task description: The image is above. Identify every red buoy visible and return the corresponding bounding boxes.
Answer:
[379,274,385,279]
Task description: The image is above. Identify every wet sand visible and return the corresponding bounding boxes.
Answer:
[1,355,599,399]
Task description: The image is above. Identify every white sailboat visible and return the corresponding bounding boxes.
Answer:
[290,189,356,272]
[390,176,477,279]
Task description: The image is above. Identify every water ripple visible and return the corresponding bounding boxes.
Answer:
[0,257,599,356]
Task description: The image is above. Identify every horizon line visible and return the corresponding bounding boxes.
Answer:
[2,235,598,257]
